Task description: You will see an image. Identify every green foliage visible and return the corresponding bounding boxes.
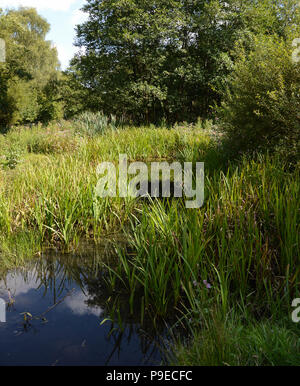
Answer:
[73,111,116,136]
[71,0,300,124]
[37,77,65,124]
[0,124,299,364]
[0,1,299,365]
[70,0,230,123]
[1,146,22,169]
[58,68,89,119]
[1,123,79,156]
[0,7,60,127]
[219,34,300,160]
[105,152,299,318]
[172,317,300,366]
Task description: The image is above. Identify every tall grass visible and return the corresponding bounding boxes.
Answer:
[73,111,117,136]
[0,120,299,365]
[103,154,299,320]
[0,122,205,253]
[170,315,300,366]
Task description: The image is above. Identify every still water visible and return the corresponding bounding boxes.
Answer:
[0,248,168,366]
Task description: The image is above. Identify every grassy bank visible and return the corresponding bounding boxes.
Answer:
[0,121,299,365]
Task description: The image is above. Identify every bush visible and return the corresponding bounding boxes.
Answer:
[1,146,23,169]
[73,111,116,136]
[219,35,300,162]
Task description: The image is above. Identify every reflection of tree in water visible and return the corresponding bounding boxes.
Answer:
[83,275,169,365]
[1,247,169,364]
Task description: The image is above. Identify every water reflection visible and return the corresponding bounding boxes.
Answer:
[0,248,168,366]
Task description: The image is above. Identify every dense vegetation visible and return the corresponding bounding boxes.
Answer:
[0,8,61,126]
[0,0,299,366]
[0,121,299,365]
[72,0,299,125]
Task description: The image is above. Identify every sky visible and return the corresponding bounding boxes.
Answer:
[0,0,89,69]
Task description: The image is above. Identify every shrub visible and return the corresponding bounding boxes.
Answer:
[219,35,300,162]
[1,146,23,169]
[73,111,116,136]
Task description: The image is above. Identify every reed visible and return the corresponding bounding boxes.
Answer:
[0,121,298,365]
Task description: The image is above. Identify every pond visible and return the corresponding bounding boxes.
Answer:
[0,247,169,366]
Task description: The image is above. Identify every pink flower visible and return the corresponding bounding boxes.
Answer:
[203,280,212,289]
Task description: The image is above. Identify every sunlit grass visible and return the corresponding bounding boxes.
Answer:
[0,121,299,365]
[0,123,210,254]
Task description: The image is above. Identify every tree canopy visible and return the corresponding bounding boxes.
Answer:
[0,7,61,126]
[71,0,300,124]
[1,1,299,130]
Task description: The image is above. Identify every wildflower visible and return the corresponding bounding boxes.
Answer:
[203,280,212,289]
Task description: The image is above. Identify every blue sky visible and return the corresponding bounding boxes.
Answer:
[0,0,88,69]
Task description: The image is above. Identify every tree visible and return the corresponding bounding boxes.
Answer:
[72,0,300,124]
[74,0,235,123]
[0,7,61,127]
[219,34,300,161]
[58,66,90,119]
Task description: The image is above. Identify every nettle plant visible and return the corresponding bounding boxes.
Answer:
[2,145,23,169]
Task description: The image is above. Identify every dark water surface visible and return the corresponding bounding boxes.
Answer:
[0,248,167,366]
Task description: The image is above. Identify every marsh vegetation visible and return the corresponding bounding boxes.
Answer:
[0,0,299,366]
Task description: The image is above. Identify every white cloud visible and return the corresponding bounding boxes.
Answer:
[65,290,104,317]
[0,270,38,298]
[71,8,88,26]
[0,272,104,318]
[55,42,80,69]
[0,0,78,12]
